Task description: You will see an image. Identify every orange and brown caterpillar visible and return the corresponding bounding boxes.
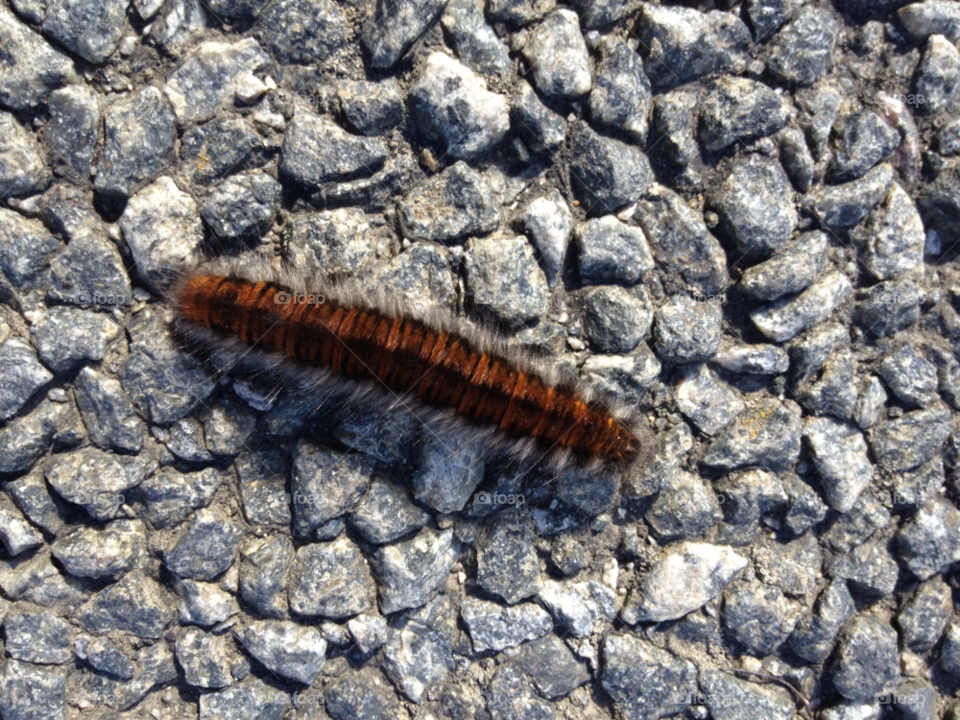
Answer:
[172,258,644,474]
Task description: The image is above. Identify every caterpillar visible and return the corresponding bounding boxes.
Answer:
[171,257,646,476]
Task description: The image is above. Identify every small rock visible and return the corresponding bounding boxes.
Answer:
[362,0,447,69]
[399,161,499,242]
[831,536,899,596]
[374,528,460,614]
[536,579,616,637]
[574,216,654,286]
[465,235,549,328]
[915,34,960,115]
[176,578,240,627]
[767,6,840,86]
[0,660,66,720]
[291,440,374,537]
[235,620,327,685]
[52,519,147,580]
[878,343,938,407]
[751,270,852,343]
[804,417,874,512]
[137,466,220,530]
[477,512,540,604]
[645,470,722,541]
[698,77,790,153]
[569,121,653,215]
[338,79,403,136]
[712,344,790,375]
[515,189,572,288]
[280,109,388,187]
[869,403,951,471]
[589,38,652,140]
[676,363,745,435]
[511,80,567,153]
[789,577,855,663]
[441,0,512,81]
[653,294,722,363]
[601,634,697,719]
[0,5,74,110]
[347,613,388,653]
[45,446,156,521]
[830,111,901,182]
[831,617,900,701]
[898,576,953,653]
[702,398,802,473]
[79,570,176,639]
[201,172,281,240]
[288,537,376,618]
[31,306,119,373]
[582,286,652,354]
[460,598,552,651]
[808,163,894,230]
[722,579,798,656]
[521,10,592,97]
[165,508,242,582]
[239,534,294,619]
[177,628,234,689]
[700,668,793,720]
[896,496,960,580]
[42,0,128,63]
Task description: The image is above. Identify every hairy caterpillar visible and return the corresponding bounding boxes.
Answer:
[172,257,646,475]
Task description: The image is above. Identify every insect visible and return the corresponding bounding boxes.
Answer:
[172,257,645,475]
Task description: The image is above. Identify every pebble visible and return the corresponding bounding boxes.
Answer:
[601,634,697,719]
[373,527,460,614]
[899,0,960,42]
[465,235,549,327]
[574,215,654,286]
[589,37,652,140]
[722,579,799,656]
[712,344,790,374]
[515,189,572,288]
[676,363,745,435]
[581,286,652,354]
[399,160,499,242]
[702,397,802,473]
[896,497,960,580]
[645,469,722,540]
[521,10,592,97]
[569,121,653,215]
[460,598,552,651]
[280,109,388,187]
[915,34,960,115]
[511,80,567,153]
[878,343,939,407]
[261,0,347,64]
[700,668,793,720]
[869,403,951,471]
[42,0,128,63]
[751,270,853,343]
[288,537,375,618]
[363,0,447,69]
[52,519,146,579]
[79,570,176,639]
[831,617,900,701]
[234,620,327,685]
[536,579,616,637]
[698,77,790,153]
[201,172,281,240]
[338,79,403,136]
[808,162,894,230]
[0,112,48,198]
[804,417,874,512]
[830,110,901,182]
[442,0,512,80]
[0,5,74,110]
[767,7,840,86]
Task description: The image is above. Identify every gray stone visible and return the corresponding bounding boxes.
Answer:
[582,286,651,354]
[120,307,213,424]
[804,417,873,512]
[280,110,388,187]
[739,231,827,302]
[44,86,100,183]
[349,478,430,544]
[441,0,512,80]
[347,613,388,653]
[653,294,722,363]
[601,634,697,720]
[893,456,945,510]
[201,172,281,240]
[622,542,747,623]
[900,1,960,42]
[137,466,220,529]
[121,176,204,291]
[338,79,403,136]
[869,403,951,471]
[0,550,84,607]
[767,7,840,86]
[898,576,953,653]
[234,620,327,685]
[569,121,653,215]
[0,398,83,475]
[383,596,454,702]
[0,208,60,291]
[645,470,722,541]
[95,87,176,198]
[162,420,213,463]
[708,155,797,258]
[75,634,135,679]
[745,0,793,40]
[487,0,553,25]
[0,504,44,557]
[858,278,920,338]
[0,660,66,720]
[635,4,750,89]
[823,490,889,552]
[375,527,460,614]
[177,628,234,688]
[831,617,900,701]
[515,633,589,699]
[477,512,540,604]
[751,270,852,342]
[896,496,960,580]
[46,234,132,308]
[522,10,591,97]
[198,677,286,720]
[783,473,828,535]
[284,207,378,275]
[52,519,146,580]
[722,579,798,656]
[808,163,893,230]
[409,52,510,160]
[878,343,938,407]
[289,537,376,618]
[575,216,654,286]
[179,116,275,186]
[779,125,816,192]
[362,0,447,69]
[45,446,156,520]
[79,570,176,639]
[0,112,47,198]
[653,89,699,165]
[260,0,346,63]
[176,578,240,627]
[916,34,960,115]
[832,536,899,596]
[515,189,572,288]
[636,185,726,293]
[465,235,549,328]
[511,80,567,153]
[536,579,616,637]
[164,39,270,126]
[699,77,790,153]
[487,663,556,720]
[590,38,652,140]
[31,306,119,373]
[7,471,68,536]
[676,363,745,436]
[801,348,858,420]
[42,0,128,63]
[931,344,960,409]
[854,376,889,429]
[714,468,787,545]
[291,440,374,537]
[700,668,793,720]
[940,623,960,676]
[0,5,74,110]
[702,398,802,473]
[206,0,268,17]
[399,161,499,242]
[760,531,821,596]
[580,348,661,406]
[239,534,293,619]
[165,508,242,581]
[830,111,901,182]
[789,577,855,663]
[461,598,552,651]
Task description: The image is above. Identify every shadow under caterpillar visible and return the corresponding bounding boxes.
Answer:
[171,257,647,478]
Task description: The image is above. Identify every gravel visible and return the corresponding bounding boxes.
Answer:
[2,3,959,716]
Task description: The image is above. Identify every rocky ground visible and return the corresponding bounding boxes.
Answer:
[1,0,960,718]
